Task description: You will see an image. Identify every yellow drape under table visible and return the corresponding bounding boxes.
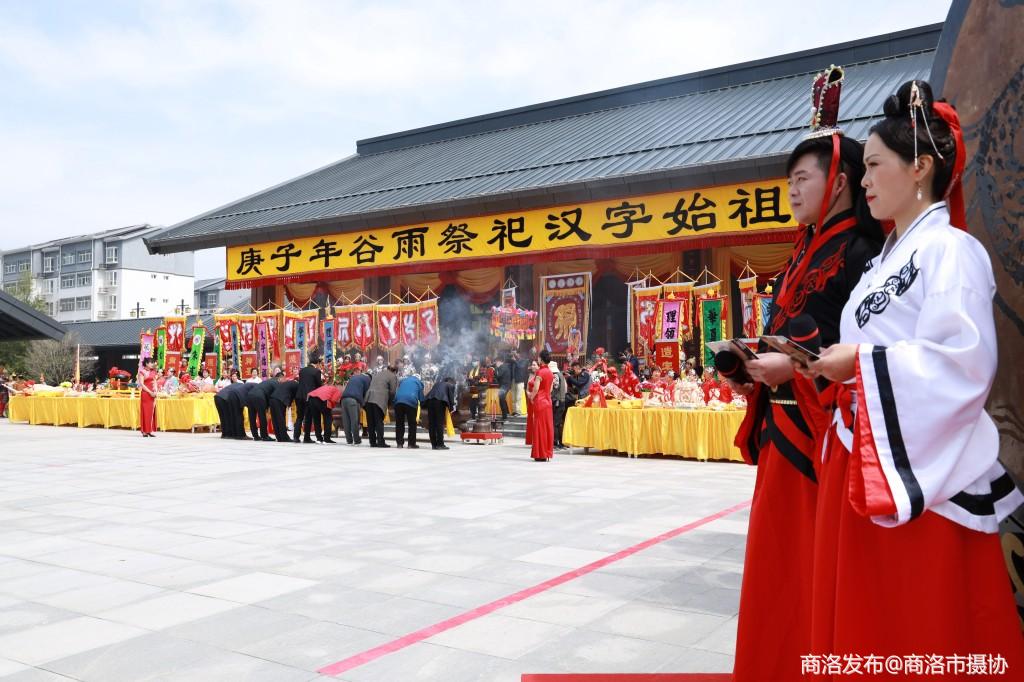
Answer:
[8,394,222,431]
[562,406,745,462]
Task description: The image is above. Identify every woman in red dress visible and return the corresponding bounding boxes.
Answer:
[529,351,554,462]
[138,357,158,437]
[524,360,539,446]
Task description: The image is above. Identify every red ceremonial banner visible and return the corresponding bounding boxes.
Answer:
[335,308,353,349]
[400,303,419,346]
[417,300,440,348]
[283,312,300,350]
[376,305,401,349]
[300,310,319,348]
[240,351,257,378]
[283,349,301,379]
[165,351,182,375]
[164,316,186,354]
[238,314,256,353]
[540,273,591,356]
[654,341,681,374]
[256,310,281,362]
[633,287,661,355]
[203,353,218,379]
[351,305,375,350]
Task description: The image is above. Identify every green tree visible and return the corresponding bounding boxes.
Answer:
[0,271,49,375]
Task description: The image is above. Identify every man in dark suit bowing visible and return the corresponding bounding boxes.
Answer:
[295,355,323,443]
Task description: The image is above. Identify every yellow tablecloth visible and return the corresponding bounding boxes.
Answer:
[562,406,746,462]
[8,394,220,431]
[483,388,527,416]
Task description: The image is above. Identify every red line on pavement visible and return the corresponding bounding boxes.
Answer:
[317,499,752,677]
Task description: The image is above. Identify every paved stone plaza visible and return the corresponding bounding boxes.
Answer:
[0,421,754,681]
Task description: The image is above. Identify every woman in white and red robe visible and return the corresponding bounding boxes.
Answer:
[803,80,1024,679]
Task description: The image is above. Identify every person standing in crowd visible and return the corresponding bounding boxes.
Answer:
[728,67,885,681]
[494,356,512,420]
[269,374,299,443]
[528,351,554,461]
[394,372,424,448]
[365,362,397,448]
[0,368,9,418]
[295,355,323,443]
[621,346,640,377]
[246,369,261,383]
[306,383,341,444]
[246,370,281,441]
[510,350,525,417]
[798,79,1024,676]
[424,376,456,450]
[341,370,370,445]
[137,357,159,437]
[565,361,591,404]
[524,360,539,446]
[550,360,568,450]
[466,360,485,420]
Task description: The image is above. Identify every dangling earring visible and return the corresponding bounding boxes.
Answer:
[916,183,923,201]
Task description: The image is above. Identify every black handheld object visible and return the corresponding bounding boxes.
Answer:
[714,351,752,386]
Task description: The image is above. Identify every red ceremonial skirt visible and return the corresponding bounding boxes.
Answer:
[809,427,1024,680]
[733,439,819,681]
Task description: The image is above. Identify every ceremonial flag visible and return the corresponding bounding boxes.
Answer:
[283,311,301,350]
[256,321,271,378]
[300,310,319,349]
[139,331,155,375]
[376,305,401,349]
[540,273,591,356]
[335,307,353,349]
[185,322,205,377]
[662,282,694,340]
[417,299,440,348]
[284,350,301,379]
[633,286,661,355]
[322,318,335,368]
[155,326,167,371]
[240,352,257,378]
[256,310,281,362]
[238,314,256,353]
[656,299,683,343]
[164,316,186,354]
[296,319,307,367]
[754,292,774,337]
[165,351,182,375]
[400,303,419,346]
[230,322,241,372]
[699,296,727,368]
[738,276,758,338]
[351,305,375,350]
[204,353,218,380]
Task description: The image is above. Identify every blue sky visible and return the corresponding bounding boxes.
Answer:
[0,0,951,278]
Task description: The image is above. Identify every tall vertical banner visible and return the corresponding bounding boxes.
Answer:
[322,318,335,369]
[662,282,694,340]
[501,287,517,308]
[417,299,440,348]
[240,352,257,378]
[186,322,205,378]
[754,292,773,337]
[656,299,683,344]
[139,331,155,375]
[699,297,727,368]
[214,315,237,371]
[738,276,758,338]
[633,286,661,356]
[540,273,591,356]
[155,326,167,371]
[165,352,182,375]
[376,305,401,349]
[203,353,218,379]
[351,305,375,351]
[300,310,320,351]
[256,310,281,363]
[230,322,241,372]
[284,350,301,379]
[213,334,222,377]
[625,279,647,353]
[400,303,419,346]
[296,320,307,368]
[256,321,271,378]
[238,314,256,353]
[164,316,186,356]
[335,307,353,350]
[283,312,300,351]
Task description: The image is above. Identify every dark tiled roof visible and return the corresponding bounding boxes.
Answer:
[0,290,66,341]
[147,25,939,254]
[65,315,215,348]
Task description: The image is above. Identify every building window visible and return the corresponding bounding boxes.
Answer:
[164,275,169,280]
[163,298,168,303]
[76,272,91,287]
[206,292,218,308]
[59,298,75,312]
[3,263,14,274]
[109,294,117,310]
[62,253,75,266]
[151,274,157,279]
[42,256,54,273]
[61,274,75,289]
[105,246,118,264]
[78,251,92,264]
[107,271,118,286]
[76,297,90,311]
[150,297,156,302]
[45,279,56,294]
[18,262,29,272]
[46,302,55,316]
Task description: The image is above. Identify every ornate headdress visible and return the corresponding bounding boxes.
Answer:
[807,65,845,139]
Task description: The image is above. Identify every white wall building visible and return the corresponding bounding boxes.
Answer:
[1,225,194,323]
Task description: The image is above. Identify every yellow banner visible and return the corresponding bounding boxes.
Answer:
[226,178,796,285]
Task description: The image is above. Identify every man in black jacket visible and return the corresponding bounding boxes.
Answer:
[295,356,323,443]
[340,371,371,444]
[246,371,282,441]
[217,381,255,440]
[565,362,591,403]
[269,377,299,443]
[424,376,456,450]
[494,357,512,420]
